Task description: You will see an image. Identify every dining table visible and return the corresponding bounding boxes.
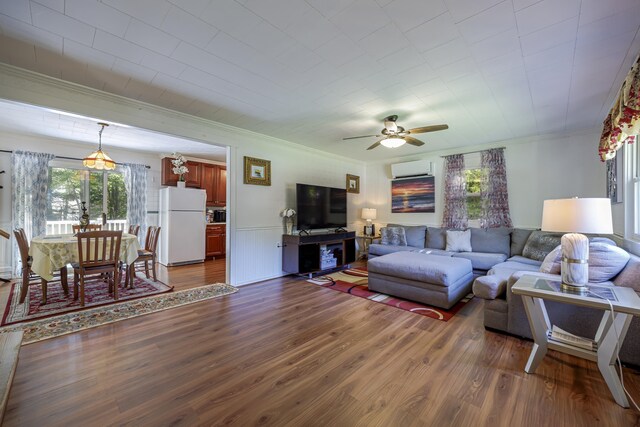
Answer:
[30,232,141,282]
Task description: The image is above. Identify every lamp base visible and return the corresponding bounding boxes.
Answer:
[560,233,589,287]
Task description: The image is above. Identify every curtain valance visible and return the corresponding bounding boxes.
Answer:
[599,55,640,161]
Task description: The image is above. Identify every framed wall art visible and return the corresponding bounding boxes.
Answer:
[606,151,623,204]
[244,156,271,186]
[346,174,360,194]
[391,176,435,213]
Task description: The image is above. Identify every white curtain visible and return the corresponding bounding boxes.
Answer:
[122,163,148,244]
[11,150,55,274]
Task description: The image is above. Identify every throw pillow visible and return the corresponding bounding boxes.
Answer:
[426,227,446,250]
[511,229,535,256]
[522,231,564,261]
[380,227,407,246]
[445,229,472,252]
[588,242,630,283]
[539,245,562,274]
[613,254,640,292]
[387,224,426,248]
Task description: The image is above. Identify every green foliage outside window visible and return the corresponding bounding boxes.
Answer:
[465,169,483,220]
[48,167,127,222]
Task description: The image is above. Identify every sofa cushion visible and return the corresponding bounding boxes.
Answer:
[511,229,534,256]
[427,249,455,257]
[522,231,564,261]
[539,245,562,274]
[613,253,640,292]
[470,228,511,256]
[367,252,472,287]
[588,242,630,283]
[380,227,407,246]
[369,243,416,257]
[452,252,508,271]
[426,227,446,250]
[473,275,506,300]
[387,224,426,248]
[488,260,542,283]
[507,255,543,266]
[446,229,472,252]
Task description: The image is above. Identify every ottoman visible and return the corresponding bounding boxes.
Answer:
[368,252,474,309]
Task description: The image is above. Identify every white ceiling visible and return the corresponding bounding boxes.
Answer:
[0,0,639,160]
[0,99,227,160]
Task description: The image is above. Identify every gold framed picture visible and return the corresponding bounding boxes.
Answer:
[346,174,360,194]
[244,156,271,186]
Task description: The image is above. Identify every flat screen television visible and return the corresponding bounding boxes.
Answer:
[296,183,347,231]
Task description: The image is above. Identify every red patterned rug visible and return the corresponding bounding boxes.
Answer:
[2,272,173,326]
[308,268,472,322]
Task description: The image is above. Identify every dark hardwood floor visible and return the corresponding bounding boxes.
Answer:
[4,260,640,426]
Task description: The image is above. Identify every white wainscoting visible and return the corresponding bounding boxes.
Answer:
[232,226,284,286]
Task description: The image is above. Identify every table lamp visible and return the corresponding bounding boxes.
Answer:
[541,198,613,293]
[362,208,377,236]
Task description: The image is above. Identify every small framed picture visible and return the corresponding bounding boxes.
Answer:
[244,156,271,186]
[346,174,360,194]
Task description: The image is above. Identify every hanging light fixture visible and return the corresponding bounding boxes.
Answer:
[381,136,406,148]
[83,122,116,170]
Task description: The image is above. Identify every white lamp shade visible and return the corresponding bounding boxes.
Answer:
[361,208,377,221]
[541,198,613,234]
[380,137,405,148]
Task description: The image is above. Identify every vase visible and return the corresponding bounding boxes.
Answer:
[177,181,186,188]
[285,218,293,235]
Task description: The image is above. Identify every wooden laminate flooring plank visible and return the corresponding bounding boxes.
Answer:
[3,261,640,426]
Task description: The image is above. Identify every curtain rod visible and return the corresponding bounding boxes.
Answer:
[0,149,151,169]
[440,146,506,158]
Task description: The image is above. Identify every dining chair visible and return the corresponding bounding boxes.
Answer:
[13,228,69,304]
[126,226,161,288]
[73,230,122,307]
[72,224,103,233]
[128,224,140,236]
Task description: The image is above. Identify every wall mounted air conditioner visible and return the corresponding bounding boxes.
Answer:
[391,159,434,179]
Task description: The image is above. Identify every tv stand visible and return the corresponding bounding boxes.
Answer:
[282,231,356,276]
[298,229,311,236]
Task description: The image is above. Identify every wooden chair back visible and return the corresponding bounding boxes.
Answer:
[76,230,122,271]
[144,226,161,253]
[128,225,140,236]
[12,228,30,270]
[72,224,102,233]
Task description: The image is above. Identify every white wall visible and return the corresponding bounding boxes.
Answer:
[0,64,366,286]
[365,129,607,230]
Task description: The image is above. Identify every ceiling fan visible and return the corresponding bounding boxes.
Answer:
[343,115,448,150]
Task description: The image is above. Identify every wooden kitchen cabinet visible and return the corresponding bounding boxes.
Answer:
[202,164,226,206]
[161,158,202,187]
[206,224,225,258]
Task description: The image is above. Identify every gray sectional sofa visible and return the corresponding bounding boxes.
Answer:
[366,224,640,367]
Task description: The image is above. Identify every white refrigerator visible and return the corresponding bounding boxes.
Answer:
[159,187,206,266]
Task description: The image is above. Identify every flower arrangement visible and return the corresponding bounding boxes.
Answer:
[280,208,296,218]
[171,152,189,181]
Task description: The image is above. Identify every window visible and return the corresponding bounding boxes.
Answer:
[465,169,482,221]
[47,165,127,234]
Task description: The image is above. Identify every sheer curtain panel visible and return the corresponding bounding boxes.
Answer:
[442,154,468,229]
[122,163,148,245]
[11,150,55,274]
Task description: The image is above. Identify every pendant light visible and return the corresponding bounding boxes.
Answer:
[83,122,116,170]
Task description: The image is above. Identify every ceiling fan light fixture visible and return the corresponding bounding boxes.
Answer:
[381,136,405,148]
[83,122,116,170]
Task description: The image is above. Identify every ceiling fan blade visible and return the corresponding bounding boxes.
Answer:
[343,134,380,140]
[405,136,425,147]
[407,124,449,134]
[367,140,382,150]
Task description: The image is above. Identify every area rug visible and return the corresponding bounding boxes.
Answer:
[308,268,472,322]
[2,272,174,326]
[0,283,238,344]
